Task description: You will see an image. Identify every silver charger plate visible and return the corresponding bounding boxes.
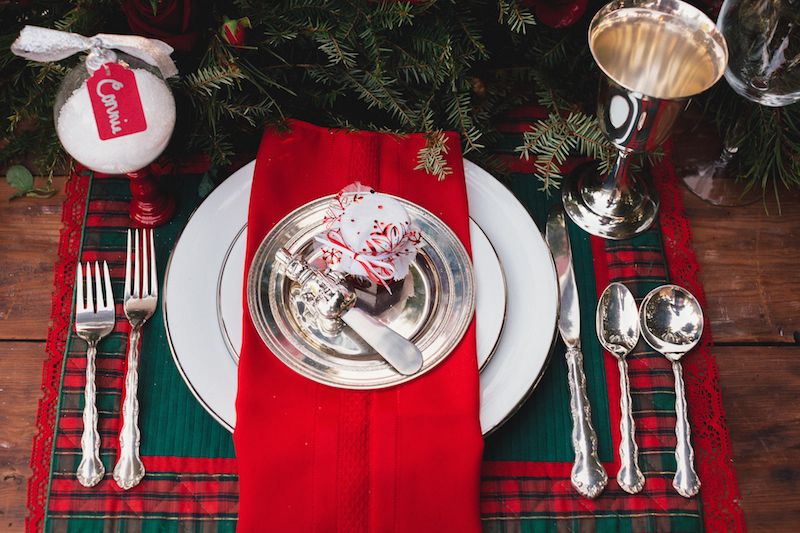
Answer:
[247,196,475,389]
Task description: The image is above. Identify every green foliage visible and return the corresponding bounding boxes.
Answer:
[6,165,33,191]
[415,130,453,180]
[5,164,57,200]
[497,0,537,34]
[1,0,797,199]
[516,112,612,192]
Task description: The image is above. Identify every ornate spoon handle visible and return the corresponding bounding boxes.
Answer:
[77,341,104,487]
[617,358,644,494]
[671,360,700,497]
[565,345,608,498]
[113,324,146,490]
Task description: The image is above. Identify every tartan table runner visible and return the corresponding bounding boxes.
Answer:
[27,114,744,532]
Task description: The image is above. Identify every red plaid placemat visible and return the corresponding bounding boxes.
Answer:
[26,119,743,531]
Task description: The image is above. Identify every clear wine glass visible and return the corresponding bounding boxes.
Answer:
[679,0,800,206]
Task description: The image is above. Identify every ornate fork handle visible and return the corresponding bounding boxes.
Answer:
[565,344,608,498]
[77,340,104,487]
[672,360,700,497]
[113,323,146,490]
[617,358,645,494]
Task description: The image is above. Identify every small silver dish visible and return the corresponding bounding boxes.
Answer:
[247,195,475,389]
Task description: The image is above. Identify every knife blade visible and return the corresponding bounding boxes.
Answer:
[545,205,608,499]
[546,207,581,346]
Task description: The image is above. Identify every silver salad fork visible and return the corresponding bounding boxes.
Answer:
[113,229,157,490]
[74,261,115,487]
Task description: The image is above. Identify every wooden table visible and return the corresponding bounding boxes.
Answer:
[0,177,798,532]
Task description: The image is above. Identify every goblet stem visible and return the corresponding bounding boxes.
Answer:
[607,150,633,191]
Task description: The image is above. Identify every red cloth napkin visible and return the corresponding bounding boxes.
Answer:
[235,120,483,532]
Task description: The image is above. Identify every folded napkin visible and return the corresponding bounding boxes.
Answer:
[235,120,483,532]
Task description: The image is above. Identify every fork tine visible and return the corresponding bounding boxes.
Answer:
[94,262,104,311]
[85,262,94,313]
[125,229,132,299]
[134,229,141,298]
[149,229,157,297]
[76,263,85,312]
[142,228,149,298]
[103,261,114,311]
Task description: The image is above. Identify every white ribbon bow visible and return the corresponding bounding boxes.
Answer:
[11,25,178,78]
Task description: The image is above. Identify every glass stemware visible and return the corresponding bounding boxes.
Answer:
[678,0,800,205]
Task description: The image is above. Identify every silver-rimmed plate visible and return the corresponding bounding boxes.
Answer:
[164,159,558,434]
[247,196,475,389]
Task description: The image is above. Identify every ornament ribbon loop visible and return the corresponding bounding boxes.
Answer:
[11,25,178,78]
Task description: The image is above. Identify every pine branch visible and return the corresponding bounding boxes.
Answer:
[312,24,358,68]
[444,91,484,153]
[182,65,247,96]
[343,69,416,127]
[516,112,613,192]
[415,130,453,180]
[498,0,536,34]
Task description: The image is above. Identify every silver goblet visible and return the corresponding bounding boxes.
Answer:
[562,0,728,239]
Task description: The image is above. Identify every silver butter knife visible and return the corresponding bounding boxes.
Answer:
[545,206,608,499]
[275,248,423,375]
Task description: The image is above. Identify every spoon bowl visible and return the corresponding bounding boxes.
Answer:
[640,284,703,361]
[596,282,639,359]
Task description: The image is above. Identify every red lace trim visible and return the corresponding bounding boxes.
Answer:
[25,172,90,533]
[654,156,746,531]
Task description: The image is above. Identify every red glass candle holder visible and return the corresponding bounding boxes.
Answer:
[126,166,176,227]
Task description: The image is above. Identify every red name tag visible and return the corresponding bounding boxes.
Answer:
[87,62,147,140]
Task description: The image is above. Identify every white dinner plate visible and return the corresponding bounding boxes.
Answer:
[164,160,558,434]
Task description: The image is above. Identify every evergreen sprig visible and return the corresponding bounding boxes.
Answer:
[516,112,612,191]
[1,0,797,201]
[415,130,453,180]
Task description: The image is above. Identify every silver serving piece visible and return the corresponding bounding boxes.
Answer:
[596,283,644,494]
[640,284,703,498]
[113,229,157,490]
[247,196,474,389]
[274,248,424,375]
[74,261,115,487]
[545,206,608,498]
[562,0,727,239]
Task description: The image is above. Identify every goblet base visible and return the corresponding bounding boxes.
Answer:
[679,163,760,207]
[562,163,659,240]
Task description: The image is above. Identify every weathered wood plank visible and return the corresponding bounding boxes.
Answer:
[0,178,68,342]
[715,345,800,532]
[0,341,47,532]
[681,187,800,344]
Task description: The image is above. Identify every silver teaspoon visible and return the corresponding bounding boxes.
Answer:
[596,282,645,494]
[640,284,703,498]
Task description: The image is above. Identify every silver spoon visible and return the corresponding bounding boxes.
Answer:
[596,282,645,494]
[640,284,703,498]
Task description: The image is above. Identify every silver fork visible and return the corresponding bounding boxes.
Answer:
[113,229,157,490]
[74,261,115,487]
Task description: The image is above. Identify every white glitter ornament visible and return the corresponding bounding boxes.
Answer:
[54,53,176,174]
[11,26,178,175]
